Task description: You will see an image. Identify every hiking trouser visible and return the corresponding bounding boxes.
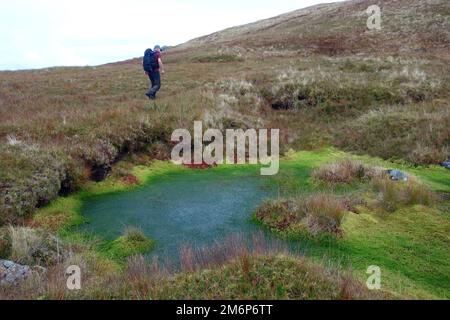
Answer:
[147,71,161,98]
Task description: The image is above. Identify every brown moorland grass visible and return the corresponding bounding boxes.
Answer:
[0,234,389,300]
[371,176,436,212]
[312,159,383,184]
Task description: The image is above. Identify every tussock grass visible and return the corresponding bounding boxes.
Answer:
[372,177,436,212]
[255,194,347,237]
[7,226,63,266]
[312,159,383,185]
[303,194,347,236]
[102,226,154,261]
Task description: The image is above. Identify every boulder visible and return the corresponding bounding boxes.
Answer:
[0,260,32,285]
[387,170,409,182]
[441,161,450,170]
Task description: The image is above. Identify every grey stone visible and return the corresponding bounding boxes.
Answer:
[0,259,33,285]
[388,170,409,182]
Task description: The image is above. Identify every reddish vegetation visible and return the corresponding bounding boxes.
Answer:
[122,174,140,185]
[183,162,218,170]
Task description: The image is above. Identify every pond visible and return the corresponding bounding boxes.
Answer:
[81,169,276,260]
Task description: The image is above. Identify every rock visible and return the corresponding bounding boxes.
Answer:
[387,170,409,182]
[441,161,450,170]
[0,260,32,285]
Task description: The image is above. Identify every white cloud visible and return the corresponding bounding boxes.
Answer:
[0,0,345,70]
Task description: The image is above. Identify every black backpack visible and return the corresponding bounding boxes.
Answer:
[143,49,159,72]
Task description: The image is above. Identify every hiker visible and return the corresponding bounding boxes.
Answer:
[144,45,165,100]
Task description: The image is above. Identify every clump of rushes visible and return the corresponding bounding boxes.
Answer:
[1,226,64,266]
[303,194,347,236]
[371,177,436,212]
[255,194,346,237]
[312,159,382,185]
[104,227,154,261]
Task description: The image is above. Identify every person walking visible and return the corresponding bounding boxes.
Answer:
[143,45,165,100]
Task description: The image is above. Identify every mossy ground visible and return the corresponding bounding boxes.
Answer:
[102,234,154,261]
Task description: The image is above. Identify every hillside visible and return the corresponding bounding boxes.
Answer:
[181,0,449,56]
[0,0,449,300]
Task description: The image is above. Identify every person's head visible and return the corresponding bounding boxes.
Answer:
[154,45,161,53]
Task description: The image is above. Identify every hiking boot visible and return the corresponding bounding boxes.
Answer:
[145,93,155,100]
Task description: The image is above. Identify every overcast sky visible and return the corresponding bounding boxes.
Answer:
[0,0,345,70]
